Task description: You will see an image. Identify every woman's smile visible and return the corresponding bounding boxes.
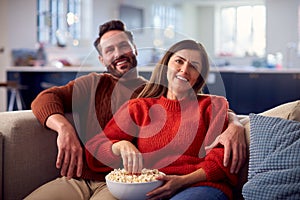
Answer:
[175,75,189,82]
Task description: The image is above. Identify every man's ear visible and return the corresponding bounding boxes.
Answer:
[98,55,104,64]
[134,44,138,56]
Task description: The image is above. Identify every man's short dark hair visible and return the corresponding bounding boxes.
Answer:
[94,20,134,54]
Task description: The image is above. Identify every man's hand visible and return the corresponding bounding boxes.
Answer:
[46,114,83,179]
[206,112,246,174]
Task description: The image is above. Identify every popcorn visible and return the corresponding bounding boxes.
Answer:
[106,168,163,183]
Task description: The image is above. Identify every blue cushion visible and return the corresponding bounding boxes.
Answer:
[242,114,300,200]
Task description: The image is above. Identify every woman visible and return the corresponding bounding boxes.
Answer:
[85,40,238,200]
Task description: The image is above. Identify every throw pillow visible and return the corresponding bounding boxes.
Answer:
[242,114,300,200]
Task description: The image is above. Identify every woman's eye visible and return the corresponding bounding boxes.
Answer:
[190,64,197,69]
[175,59,183,64]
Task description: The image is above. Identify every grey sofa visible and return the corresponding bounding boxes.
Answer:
[0,111,60,200]
[0,100,299,200]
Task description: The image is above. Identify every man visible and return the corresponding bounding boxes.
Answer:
[26,20,246,199]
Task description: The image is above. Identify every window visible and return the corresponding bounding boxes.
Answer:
[37,0,81,46]
[151,4,177,48]
[152,4,176,29]
[218,5,266,57]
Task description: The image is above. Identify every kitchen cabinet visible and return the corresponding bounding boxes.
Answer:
[6,67,300,114]
[6,66,153,110]
[7,71,84,110]
[204,69,300,114]
[230,72,300,114]
[6,67,103,110]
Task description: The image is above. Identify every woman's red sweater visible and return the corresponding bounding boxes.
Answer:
[85,95,238,199]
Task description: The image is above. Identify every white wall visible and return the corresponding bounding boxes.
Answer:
[7,0,37,50]
[92,0,121,38]
[0,0,9,111]
[266,0,300,68]
[182,0,300,67]
[0,0,300,111]
[1,0,299,67]
[0,0,31,111]
[196,6,215,59]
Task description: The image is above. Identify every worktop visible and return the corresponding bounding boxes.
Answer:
[5,66,300,114]
[6,65,300,73]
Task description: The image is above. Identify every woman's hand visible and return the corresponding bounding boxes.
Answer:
[112,140,143,174]
[146,168,206,200]
[146,175,185,200]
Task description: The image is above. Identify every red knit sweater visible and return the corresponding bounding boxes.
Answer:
[85,95,238,199]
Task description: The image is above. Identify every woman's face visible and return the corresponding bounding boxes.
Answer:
[166,49,202,99]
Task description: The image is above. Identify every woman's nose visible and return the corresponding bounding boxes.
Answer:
[179,63,189,74]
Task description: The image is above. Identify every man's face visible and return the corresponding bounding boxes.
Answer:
[99,30,138,78]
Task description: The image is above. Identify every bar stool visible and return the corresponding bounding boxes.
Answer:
[0,81,24,111]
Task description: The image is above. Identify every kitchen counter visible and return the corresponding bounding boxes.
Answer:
[6,66,106,72]
[5,66,300,114]
[5,65,300,73]
[5,66,156,73]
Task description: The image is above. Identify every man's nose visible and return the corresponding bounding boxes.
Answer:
[113,48,121,59]
[114,47,126,59]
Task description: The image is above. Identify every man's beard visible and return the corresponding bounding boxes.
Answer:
[106,55,138,78]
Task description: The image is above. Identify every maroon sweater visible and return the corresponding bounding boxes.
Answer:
[31,72,147,180]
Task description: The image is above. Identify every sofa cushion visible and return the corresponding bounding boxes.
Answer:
[242,114,300,199]
[242,100,300,145]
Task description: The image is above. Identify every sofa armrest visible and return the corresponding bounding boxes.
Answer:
[0,110,60,200]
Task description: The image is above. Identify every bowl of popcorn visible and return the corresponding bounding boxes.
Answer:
[105,168,165,200]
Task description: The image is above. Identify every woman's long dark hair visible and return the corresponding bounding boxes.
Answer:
[138,40,210,98]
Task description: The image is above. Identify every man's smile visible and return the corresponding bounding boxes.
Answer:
[113,58,130,69]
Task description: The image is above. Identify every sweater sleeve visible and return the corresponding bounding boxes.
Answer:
[85,100,140,172]
[199,147,238,186]
[203,95,229,148]
[199,95,238,186]
[31,72,100,127]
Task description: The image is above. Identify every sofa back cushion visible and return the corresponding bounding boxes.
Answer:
[0,110,60,200]
[243,100,300,144]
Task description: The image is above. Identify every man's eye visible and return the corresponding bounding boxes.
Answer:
[105,48,114,53]
[120,43,130,49]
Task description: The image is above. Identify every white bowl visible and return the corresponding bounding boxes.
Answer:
[105,174,164,200]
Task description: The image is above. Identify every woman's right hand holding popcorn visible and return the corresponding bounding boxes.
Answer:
[112,140,144,174]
